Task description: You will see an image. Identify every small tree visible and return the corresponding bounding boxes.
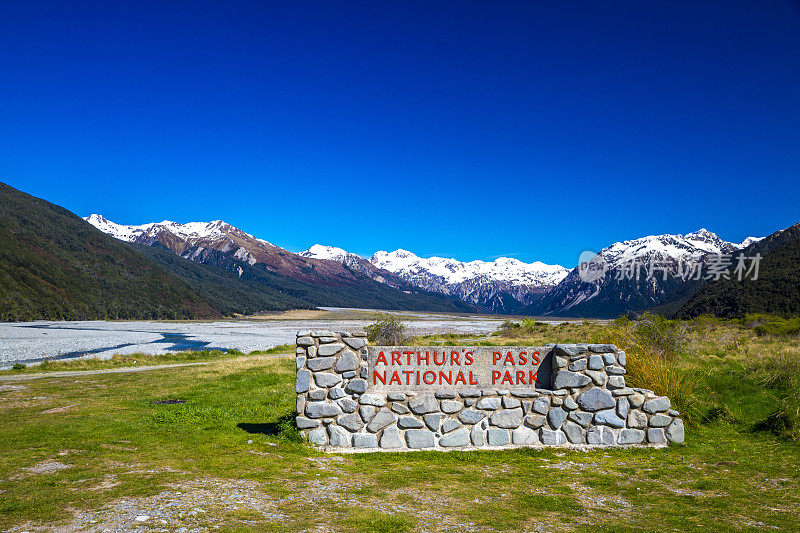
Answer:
[364,314,406,345]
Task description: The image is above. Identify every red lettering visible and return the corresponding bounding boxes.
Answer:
[373,371,386,385]
[531,351,541,365]
[530,370,539,384]
[501,371,513,385]
[469,371,478,384]
[454,371,466,385]
[439,371,452,384]
[493,351,502,364]
[519,351,527,365]
[516,370,525,384]
[464,352,474,365]
[423,371,436,384]
[403,370,414,384]
[391,351,401,365]
[434,351,446,365]
[377,352,388,365]
[503,352,515,365]
[492,370,501,383]
[389,371,401,385]
[418,351,429,365]
[403,350,415,365]
[450,351,460,365]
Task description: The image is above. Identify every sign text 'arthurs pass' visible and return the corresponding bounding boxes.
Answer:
[366,346,549,391]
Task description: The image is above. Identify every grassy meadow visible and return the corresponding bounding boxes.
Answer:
[1,316,799,531]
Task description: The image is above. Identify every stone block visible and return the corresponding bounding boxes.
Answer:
[308,426,327,446]
[487,428,510,446]
[540,428,566,445]
[470,425,485,446]
[380,427,403,449]
[406,429,435,449]
[424,413,446,431]
[367,408,396,432]
[618,429,645,445]
[409,394,439,414]
[435,390,457,399]
[440,427,470,447]
[627,410,648,429]
[398,416,424,429]
[458,409,485,424]
[553,370,591,389]
[317,343,345,357]
[306,357,334,371]
[649,413,672,427]
[594,408,625,428]
[490,408,523,428]
[586,426,615,445]
[314,372,341,388]
[563,421,585,444]
[296,370,310,393]
[666,419,685,444]
[647,428,667,445]
[512,426,538,445]
[334,350,360,372]
[643,397,671,414]
[297,336,314,347]
[345,379,368,395]
[338,413,364,432]
[338,398,358,413]
[328,425,351,447]
[359,393,386,407]
[568,410,593,428]
[441,400,463,413]
[548,407,567,429]
[533,397,550,414]
[295,416,319,429]
[502,396,521,409]
[353,433,378,448]
[343,337,367,350]
[577,388,615,411]
[524,414,547,429]
[306,402,342,419]
[476,397,501,410]
[588,354,604,370]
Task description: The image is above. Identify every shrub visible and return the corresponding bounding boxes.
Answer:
[364,314,407,345]
[11,362,26,371]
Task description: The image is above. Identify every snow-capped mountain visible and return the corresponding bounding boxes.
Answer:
[85,214,392,289]
[529,229,763,318]
[370,249,569,313]
[299,244,402,287]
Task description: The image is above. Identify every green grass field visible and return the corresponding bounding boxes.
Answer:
[1,319,799,531]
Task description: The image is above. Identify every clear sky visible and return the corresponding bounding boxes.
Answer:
[2,1,799,267]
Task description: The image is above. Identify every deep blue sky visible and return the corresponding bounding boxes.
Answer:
[2,1,799,267]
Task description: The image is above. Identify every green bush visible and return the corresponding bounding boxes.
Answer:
[11,362,26,371]
[364,314,406,345]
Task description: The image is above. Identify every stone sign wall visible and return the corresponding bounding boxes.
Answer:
[295,330,685,451]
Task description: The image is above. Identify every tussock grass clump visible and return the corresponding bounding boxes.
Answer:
[364,314,406,345]
[597,314,698,422]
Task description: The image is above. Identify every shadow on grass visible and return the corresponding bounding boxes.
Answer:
[237,413,302,441]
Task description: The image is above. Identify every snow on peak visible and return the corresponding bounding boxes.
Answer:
[84,215,239,243]
[300,244,355,262]
[371,249,568,287]
[597,228,745,269]
[738,236,764,248]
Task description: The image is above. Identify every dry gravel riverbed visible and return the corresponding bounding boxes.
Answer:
[0,308,534,369]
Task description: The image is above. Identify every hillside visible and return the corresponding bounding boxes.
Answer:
[88,215,475,314]
[0,183,219,321]
[137,243,474,314]
[677,222,800,318]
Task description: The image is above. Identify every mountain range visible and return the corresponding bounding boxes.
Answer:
[2,180,794,321]
[85,212,770,318]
